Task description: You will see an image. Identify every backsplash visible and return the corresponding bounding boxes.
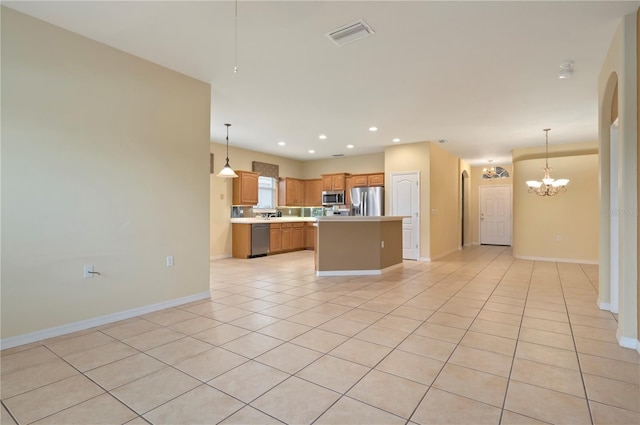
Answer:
[230,206,325,218]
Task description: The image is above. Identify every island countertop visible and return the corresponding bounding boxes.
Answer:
[230,217,317,224]
[315,216,406,222]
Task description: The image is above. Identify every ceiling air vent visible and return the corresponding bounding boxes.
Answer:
[332,154,344,157]
[326,19,375,47]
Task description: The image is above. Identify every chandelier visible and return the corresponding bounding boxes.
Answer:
[526,128,569,196]
[482,160,497,179]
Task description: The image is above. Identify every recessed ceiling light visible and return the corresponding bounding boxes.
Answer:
[308,149,315,154]
[347,144,354,149]
[369,127,378,132]
[392,138,400,143]
[319,135,327,140]
[278,141,286,146]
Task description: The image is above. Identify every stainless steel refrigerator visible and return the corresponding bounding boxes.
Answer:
[351,186,384,216]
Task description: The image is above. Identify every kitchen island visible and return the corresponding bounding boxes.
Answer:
[315,216,404,276]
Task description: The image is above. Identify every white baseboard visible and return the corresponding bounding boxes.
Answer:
[616,329,640,351]
[1,291,211,350]
[210,254,231,261]
[597,300,612,311]
[472,242,480,246]
[419,257,431,262]
[514,255,599,265]
[316,263,403,277]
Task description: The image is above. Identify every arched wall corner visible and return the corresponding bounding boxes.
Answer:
[598,71,618,310]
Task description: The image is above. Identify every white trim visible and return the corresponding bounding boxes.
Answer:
[598,300,612,311]
[616,328,639,351]
[419,257,431,262]
[0,291,211,350]
[514,255,599,265]
[210,254,232,261]
[472,241,481,246]
[316,263,403,277]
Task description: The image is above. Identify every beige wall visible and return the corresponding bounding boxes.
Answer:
[469,164,514,245]
[385,142,431,260]
[460,160,471,246]
[598,12,638,347]
[637,6,639,348]
[302,153,385,179]
[429,143,461,259]
[513,154,599,262]
[1,8,211,339]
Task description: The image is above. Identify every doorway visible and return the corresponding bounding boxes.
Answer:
[479,185,512,246]
[391,172,420,260]
[461,170,470,247]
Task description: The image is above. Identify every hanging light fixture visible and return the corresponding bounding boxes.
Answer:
[526,128,569,196]
[482,160,497,179]
[217,123,238,178]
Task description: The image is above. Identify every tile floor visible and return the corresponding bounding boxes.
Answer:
[2,246,639,424]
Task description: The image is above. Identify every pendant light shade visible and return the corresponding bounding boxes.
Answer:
[217,123,238,178]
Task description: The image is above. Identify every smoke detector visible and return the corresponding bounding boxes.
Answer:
[326,19,375,47]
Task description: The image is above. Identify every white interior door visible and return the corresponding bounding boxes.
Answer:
[610,118,620,313]
[391,172,420,260]
[479,185,512,246]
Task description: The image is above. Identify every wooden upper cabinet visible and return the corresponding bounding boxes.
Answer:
[352,175,368,187]
[232,171,259,205]
[351,173,384,188]
[305,179,322,206]
[321,173,348,191]
[368,173,384,186]
[278,178,305,206]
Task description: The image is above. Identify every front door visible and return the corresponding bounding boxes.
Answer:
[391,172,420,260]
[479,185,512,246]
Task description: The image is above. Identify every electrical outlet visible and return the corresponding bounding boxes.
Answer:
[84,265,94,279]
[381,241,385,248]
[556,235,562,241]
[166,256,174,267]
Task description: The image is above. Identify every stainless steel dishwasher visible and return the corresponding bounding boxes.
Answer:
[250,223,270,258]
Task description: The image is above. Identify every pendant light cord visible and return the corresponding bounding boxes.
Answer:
[225,123,231,165]
[234,0,238,74]
[544,128,550,169]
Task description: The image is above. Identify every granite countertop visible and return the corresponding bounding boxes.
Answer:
[230,217,318,224]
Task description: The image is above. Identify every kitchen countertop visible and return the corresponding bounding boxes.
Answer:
[315,216,406,222]
[230,217,317,224]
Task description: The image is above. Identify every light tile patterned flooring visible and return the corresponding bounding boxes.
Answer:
[2,246,639,424]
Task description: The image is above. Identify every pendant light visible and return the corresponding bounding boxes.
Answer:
[217,123,238,178]
[525,128,569,196]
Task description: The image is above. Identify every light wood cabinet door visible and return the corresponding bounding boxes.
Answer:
[269,224,282,253]
[322,175,332,191]
[293,225,304,249]
[305,179,322,206]
[331,174,345,190]
[281,227,292,251]
[368,173,384,186]
[231,224,252,258]
[305,224,316,249]
[232,171,259,205]
[352,175,368,187]
[295,179,305,206]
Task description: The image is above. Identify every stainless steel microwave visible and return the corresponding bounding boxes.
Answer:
[322,190,345,206]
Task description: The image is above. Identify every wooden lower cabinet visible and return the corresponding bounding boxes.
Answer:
[269,223,282,253]
[231,224,252,259]
[281,223,293,251]
[292,223,304,249]
[305,223,316,249]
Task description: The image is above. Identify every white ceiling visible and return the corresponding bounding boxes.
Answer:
[6,1,639,166]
